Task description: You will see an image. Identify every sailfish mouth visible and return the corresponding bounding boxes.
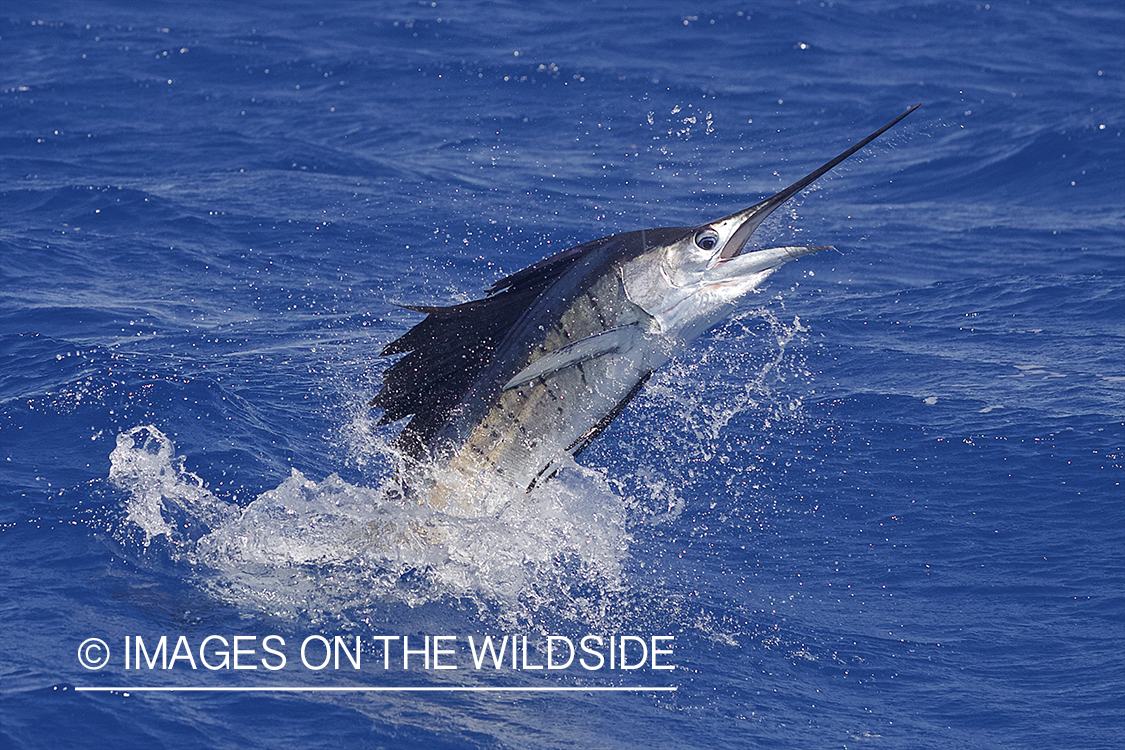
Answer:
[718,104,921,262]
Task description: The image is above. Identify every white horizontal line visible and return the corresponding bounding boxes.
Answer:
[75,685,677,693]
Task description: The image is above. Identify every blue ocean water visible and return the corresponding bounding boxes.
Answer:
[2,1,1122,747]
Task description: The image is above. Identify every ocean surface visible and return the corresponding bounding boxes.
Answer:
[2,1,1122,748]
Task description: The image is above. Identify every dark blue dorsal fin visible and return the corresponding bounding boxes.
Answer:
[371,236,610,457]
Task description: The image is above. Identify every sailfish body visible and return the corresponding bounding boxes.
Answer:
[372,106,919,512]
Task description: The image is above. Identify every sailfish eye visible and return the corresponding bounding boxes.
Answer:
[694,228,720,252]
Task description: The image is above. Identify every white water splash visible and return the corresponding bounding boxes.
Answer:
[108,426,239,547]
[108,425,629,619]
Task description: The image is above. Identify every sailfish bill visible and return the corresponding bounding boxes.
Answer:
[371,105,920,512]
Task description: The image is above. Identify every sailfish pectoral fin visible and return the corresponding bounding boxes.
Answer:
[502,324,641,391]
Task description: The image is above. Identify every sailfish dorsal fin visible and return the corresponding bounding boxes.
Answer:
[371,234,611,457]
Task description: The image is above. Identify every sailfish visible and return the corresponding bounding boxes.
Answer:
[372,105,919,513]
